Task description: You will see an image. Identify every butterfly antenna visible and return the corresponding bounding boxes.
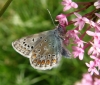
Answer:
[47,9,56,27]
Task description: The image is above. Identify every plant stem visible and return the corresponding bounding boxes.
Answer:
[0,0,13,17]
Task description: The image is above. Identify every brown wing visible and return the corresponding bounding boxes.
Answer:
[29,32,62,70]
[12,30,50,58]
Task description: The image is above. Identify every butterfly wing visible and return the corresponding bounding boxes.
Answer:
[61,45,71,58]
[29,30,62,70]
[12,30,50,58]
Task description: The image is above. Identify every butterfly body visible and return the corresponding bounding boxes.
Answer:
[12,25,71,70]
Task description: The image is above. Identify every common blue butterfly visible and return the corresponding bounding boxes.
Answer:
[12,25,71,70]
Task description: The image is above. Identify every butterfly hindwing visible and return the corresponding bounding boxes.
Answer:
[29,30,62,70]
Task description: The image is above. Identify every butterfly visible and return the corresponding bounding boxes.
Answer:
[12,25,71,70]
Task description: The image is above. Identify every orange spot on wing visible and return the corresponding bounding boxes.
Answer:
[41,60,45,65]
[37,60,41,65]
[52,59,56,63]
[46,60,50,65]
[33,54,37,58]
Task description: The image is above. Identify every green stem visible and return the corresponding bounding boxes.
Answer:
[0,0,13,17]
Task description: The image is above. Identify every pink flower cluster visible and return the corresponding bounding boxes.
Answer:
[56,0,100,75]
[74,73,100,85]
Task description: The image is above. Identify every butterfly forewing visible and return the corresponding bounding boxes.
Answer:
[29,30,62,70]
[12,31,50,58]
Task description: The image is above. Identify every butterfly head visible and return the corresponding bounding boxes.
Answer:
[56,25,66,40]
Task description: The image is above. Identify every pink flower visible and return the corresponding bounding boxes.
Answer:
[90,55,100,69]
[74,73,93,85]
[95,13,100,18]
[95,23,100,32]
[66,30,80,39]
[74,73,100,85]
[73,12,86,30]
[88,42,100,56]
[82,73,92,82]
[84,18,96,28]
[74,38,85,48]
[86,61,99,75]
[94,78,100,85]
[62,0,78,11]
[81,73,93,85]
[56,14,68,27]
[86,31,100,55]
[86,31,100,37]
[94,0,100,9]
[97,19,100,24]
[86,31,100,43]
[72,46,84,60]
[84,19,99,33]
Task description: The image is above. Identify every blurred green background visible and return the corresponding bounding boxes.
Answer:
[0,0,91,85]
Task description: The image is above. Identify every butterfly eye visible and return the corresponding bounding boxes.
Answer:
[24,39,26,41]
[32,38,34,41]
[31,46,34,49]
[40,37,43,39]
[38,49,41,52]
[24,44,27,46]
[27,45,30,47]
[48,54,51,57]
[41,55,43,57]
[52,54,56,57]
[44,39,47,42]
[52,46,54,48]
[23,42,25,44]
